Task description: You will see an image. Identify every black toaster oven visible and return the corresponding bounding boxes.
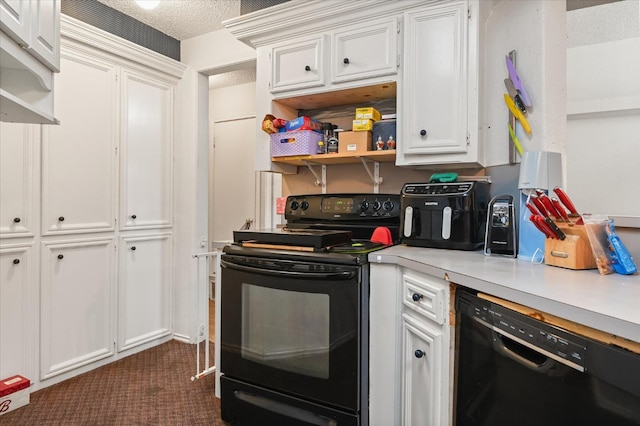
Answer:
[401,181,490,250]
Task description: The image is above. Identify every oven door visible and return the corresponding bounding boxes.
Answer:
[220,252,362,412]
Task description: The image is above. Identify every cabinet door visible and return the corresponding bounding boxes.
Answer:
[41,53,117,235]
[0,0,30,47]
[331,17,398,84]
[118,234,172,351]
[120,71,173,230]
[0,245,33,380]
[28,0,60,71]
[399,2,470,163]
[0,122,35,238]
[401,314,443,426]
[271,36,325,93]
[40,238,115,379]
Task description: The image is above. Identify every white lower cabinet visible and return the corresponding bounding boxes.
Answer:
[0,244,33,380]
[118,234,172,351]
[401,314,443,426]
[40,237,115,379]
[370,265,451,426]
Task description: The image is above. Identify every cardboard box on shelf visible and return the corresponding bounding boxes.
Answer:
[0,375,30,416]
[352,119,374,131]
[355,107,381,122]
[338,131,372,154]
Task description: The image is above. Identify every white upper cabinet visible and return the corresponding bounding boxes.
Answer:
[28,0,60,71]
[271,36,325,93]
[119,71,174,230]
[0,122,35,238]
[0,0,30,47]
[41,52,118,235]
[0,0,60,124]
[397,1,482,167]
[330,17,398,84]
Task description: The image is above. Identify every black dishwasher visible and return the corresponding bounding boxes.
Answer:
[454,289,640,426]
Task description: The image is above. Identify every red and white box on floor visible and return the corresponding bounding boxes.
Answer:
[0,375,30,416]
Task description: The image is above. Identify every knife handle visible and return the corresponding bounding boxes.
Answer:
[531,214,555,239]
[530,196,549,218]
[553,187,579,215]
[544,217,566,240]
[551,198,569,221]
[537,192,561,220]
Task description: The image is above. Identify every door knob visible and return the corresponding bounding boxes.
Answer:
[305,65,311,71]
[13,217,21,223]
[13,259,20,265]
[343,58,350,64]
[412,293,423,302]
[420,129,427,136]
[58,216,65,222]
[131,214,137,219]
[415,349,424,359]
[131,246,136,251]
[57,254,64,260]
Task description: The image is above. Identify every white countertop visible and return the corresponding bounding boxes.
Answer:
[369,245,640,343]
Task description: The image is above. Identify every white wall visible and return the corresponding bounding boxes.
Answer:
[480,0,567,167]
[566,1,640,219]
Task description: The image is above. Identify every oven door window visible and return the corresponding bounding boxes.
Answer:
[221,254,361,412]
[241,284,330,379]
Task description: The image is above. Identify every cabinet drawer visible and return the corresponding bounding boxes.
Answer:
[271,36,325,93]
[402,272,446,325]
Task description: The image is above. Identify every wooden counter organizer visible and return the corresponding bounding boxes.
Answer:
[544,221,597,270]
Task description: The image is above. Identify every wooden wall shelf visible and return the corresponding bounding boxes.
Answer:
[271,150,396,166]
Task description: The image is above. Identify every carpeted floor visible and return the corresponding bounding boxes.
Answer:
[0,340,224,425]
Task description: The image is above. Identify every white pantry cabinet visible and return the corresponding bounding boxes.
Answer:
[118,233,172,351]
[40,237,115,379]
[396,1,482,167]
[0,244,33,380]
[369,264,452,426]
[0,122,36,238]
[119,71,174,230]
[41,52,118,236]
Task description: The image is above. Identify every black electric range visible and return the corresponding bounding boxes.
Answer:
[220,193,400,426]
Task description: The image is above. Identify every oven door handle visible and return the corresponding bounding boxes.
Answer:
[221,259,356,280]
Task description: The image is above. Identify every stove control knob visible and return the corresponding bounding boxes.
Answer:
[300,201,309,210]
[372,201,382,211]
[359,201,370,212]
[383,200,395,211]
[290,201,299,210]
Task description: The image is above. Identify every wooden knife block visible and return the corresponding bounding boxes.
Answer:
[544,222,597,270]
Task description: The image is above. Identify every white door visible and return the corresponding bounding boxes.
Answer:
[211,118,257,243]
[0,122,35,238]
[119,71,174,231]
[0,245,33,379]
[118,233,172,351]
[40,238,115,379]
[41,53,118,235]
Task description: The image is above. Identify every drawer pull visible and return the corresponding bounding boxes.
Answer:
[304,65,311,71]
[13,217,21,223]
[13,259,20,265]
[412,293,423,302]
[57,254,64,260]
[414,349,424,359]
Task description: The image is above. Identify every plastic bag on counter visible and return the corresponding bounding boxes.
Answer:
[583,215,638,275]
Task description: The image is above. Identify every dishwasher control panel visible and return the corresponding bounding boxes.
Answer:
[469,296,587,369]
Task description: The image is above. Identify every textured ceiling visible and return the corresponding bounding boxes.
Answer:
[96,0,241,40]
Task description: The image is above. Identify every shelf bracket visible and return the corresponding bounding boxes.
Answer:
[303,161,327,194]
[359,157,383,194]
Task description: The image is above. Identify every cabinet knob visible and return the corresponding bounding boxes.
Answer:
[414,349,425,359]
[343,57,350,64]
[131,214,137,219]
[57,254,64,260]
[13,259,20,265]
[58,216,65,222]
[412,293,423,302]
[420,129,427,137]
[13,217,21,223]
[304,65,311,71]
[131,246,136,251]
